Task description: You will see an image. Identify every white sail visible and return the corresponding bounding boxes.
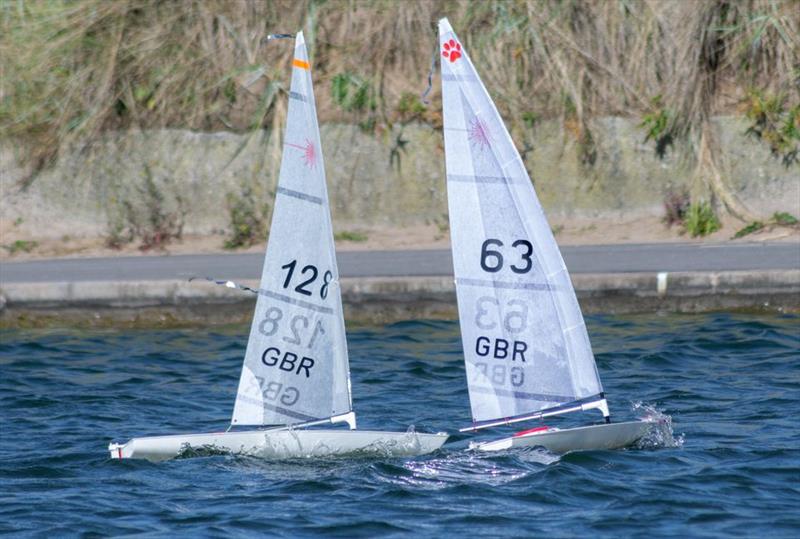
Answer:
[439,18,605,427]
[231,32,352,426]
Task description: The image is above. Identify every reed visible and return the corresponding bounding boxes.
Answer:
[2,0,797,217]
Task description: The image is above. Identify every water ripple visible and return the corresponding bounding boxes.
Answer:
[1,313,798,537]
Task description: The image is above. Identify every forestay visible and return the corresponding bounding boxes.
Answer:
[439,18,605,427]
[231,32,352,426]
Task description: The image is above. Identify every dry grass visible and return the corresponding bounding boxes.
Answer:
[2,0,798,210]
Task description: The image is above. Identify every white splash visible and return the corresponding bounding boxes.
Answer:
[632,401,684,449]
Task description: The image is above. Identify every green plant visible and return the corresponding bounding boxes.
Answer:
[105,166,186,250]
[331,73,375,113]
[331,72,379,133]
[105,218,130,249]
[334,230,368,242]
[772,211,798,226]
[684,202,721,237]
[358,117,377,133]
[137,168,185,249]
[561,94,596,167]
[434,214,449,234]
[224,186,270,249]
[732,211,798,238]
[640,97,673,159]
[432,213,450,240]
[521,111,538,129]
[733,221,765,239]
[744,91,800,166]
[578,128,597,167]
[331,74,350,109]
[3,240,38,255]
[395,92,426,123]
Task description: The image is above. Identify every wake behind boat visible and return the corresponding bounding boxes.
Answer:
[109,32,446,462]
[438,18,653,454]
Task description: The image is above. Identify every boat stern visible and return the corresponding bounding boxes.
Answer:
[419,431,449,453]
[108,441,130,459]
[475,420,654,454]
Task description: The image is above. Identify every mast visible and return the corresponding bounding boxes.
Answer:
[230,32,354,429]
[439,18,608,430]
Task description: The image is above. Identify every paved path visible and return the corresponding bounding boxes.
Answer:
[1,242,797,283]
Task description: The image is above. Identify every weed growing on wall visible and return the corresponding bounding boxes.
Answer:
[105,166,186,250]
[684,202,721,237]
[224,186,270,250]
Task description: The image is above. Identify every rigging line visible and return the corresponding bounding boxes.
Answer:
[262,33,294,43]
[189,275,259,295]
[420,30,439,105]
[188,276,335,314]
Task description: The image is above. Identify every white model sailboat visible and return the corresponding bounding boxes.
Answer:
[109,32,447,461]
[438,18,652,453]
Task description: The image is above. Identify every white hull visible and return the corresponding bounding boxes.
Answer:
[474,420,653,454]
[109,429,448,462]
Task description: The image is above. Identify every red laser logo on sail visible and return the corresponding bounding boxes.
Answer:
[442,39,461,63]
[468,117,491,151]
[286,139,317,168]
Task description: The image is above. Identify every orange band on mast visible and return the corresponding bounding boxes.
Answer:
[292,59,309,70]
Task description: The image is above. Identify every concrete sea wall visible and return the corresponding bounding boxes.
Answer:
[3,270,798,328]
[1,116,797,241]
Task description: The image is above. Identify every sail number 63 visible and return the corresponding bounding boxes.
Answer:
[475,296,528,333]
[480,239,533,273]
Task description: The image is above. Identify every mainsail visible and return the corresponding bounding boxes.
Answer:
[231,32,352,426]
[439,18,606,428]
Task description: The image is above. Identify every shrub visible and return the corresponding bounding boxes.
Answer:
[331,73,375,113]
[733,221,765,239]
[773,211,798,226]
[224,186,270,249]
[105,166,186,250]
[684,202,721,237]
[135,168,185,249]
[521,111,538,129]
[395,92,426,124]
[744,91,800,166]
[334,231,368,242]
[663,190,691,227]
[640,97,674,159]
[3,240,38,255]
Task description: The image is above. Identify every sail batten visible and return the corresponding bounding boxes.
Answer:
[440,18,604,424]
[456,278,558,291]
[276,186,325,205]
[231,32,352,427]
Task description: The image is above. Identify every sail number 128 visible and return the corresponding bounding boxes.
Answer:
[281,260,332,299]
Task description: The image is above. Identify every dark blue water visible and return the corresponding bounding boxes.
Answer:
[1,313,798,537]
